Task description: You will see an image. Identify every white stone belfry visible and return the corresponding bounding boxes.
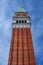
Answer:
[12,7,30,28]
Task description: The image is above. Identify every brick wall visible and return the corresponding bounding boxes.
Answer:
[8,28,36,65]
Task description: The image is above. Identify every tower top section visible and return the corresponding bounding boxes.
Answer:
[12,7,30,28]
[17,7,26,12]
[13,7,29,19]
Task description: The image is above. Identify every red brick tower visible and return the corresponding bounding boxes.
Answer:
[8,7,36,65]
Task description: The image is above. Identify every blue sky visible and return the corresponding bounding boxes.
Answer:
[0,0,43,65]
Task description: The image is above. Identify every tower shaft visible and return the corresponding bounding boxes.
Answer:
[8,28,36,65]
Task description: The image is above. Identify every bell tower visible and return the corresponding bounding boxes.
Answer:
[8,7,36,65]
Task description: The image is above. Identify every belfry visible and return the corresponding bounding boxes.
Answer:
[8,7,36,65]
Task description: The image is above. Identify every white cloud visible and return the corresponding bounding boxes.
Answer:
[0,0,11,65]
[0,0,8,21]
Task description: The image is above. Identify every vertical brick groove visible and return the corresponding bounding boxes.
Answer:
[22,28,24,65]
[17,28,19,65]
[26,28,30,65]
[18,28,23,65]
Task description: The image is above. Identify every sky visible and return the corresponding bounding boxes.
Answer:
[0,0,43,65]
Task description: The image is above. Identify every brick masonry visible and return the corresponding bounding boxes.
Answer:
[8,28,36,65]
